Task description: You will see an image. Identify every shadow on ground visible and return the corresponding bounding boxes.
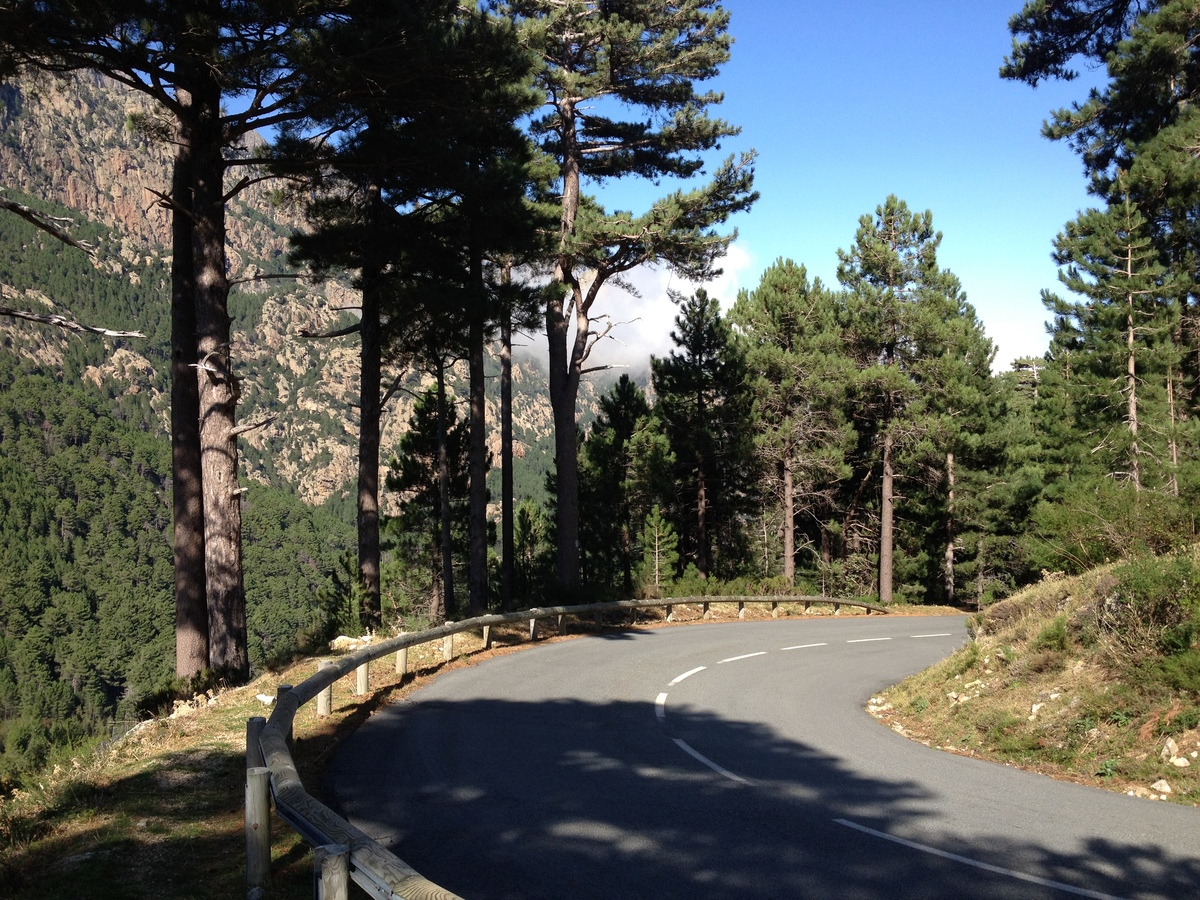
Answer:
[329,691,1200,900]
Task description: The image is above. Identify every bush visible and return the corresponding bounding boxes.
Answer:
[1025,480,1195,573]
[1096,554,1200,665]
[1033,615,1069,652]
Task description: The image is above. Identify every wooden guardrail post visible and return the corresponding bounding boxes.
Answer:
[277,684,294,750]
[246,716,266,770]
[557,613,565,634]
[316,660,333,717]
[314,843,349,900]
[738,600,746,619]
[482,624,493,650]
[702,601,711,619]
[355,660,369,696]
[245,765,271,892]
[443,634,454,662]
[396,645,408,674]
[665,604,673,622]
[529,618,538,641]
[771,600,779,618]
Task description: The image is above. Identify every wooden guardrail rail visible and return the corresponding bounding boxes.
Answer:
[246,594,886,897]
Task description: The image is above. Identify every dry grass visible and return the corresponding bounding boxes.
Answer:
[871,567,1200,805]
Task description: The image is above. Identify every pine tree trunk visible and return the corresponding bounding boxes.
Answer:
[878,429,894,605]
[435,363,453,621]
[1168,361,1180,497]
[356,222,383,633]
[548,103,583,592]
[1127,291,1140,491]
[697,463,709,579]
[170,119,208,679]
[943,451,955,605]
[500,306,515,610]
[782,459,795,583]
[468,313,487,617]
[192,87,247,679]
[547,289,581,591]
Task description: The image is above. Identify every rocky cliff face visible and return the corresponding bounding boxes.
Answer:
[0,71,599,508]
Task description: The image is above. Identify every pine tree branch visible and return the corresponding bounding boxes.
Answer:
[0,194,96,257]
[0,304,144,337]
[298,323,361,339]
[230,414,278,437]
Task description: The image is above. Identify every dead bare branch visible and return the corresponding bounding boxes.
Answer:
[0,194,96,258]
[298,323,361,339]
[1,304,144,337]
[230,414,278,437]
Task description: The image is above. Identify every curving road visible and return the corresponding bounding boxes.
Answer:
[328,615,1200,899]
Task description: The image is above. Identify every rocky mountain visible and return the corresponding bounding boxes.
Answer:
[0,70,609,511]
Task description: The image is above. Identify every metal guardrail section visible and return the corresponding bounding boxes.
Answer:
[254,594,887,898]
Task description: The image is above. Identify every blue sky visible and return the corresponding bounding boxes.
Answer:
[581,1,1106,373]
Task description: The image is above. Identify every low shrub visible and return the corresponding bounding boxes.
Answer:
[1033,615,1068,652]
[1096,555,1200,666]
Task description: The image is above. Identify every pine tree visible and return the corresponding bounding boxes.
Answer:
[386,390,471,621]
[637,505,679,597]
[578,375,651,594]
[502,0,757,590]
[277,1,543,623]
[0,0,352,681]
[1003,1,1200,457]
[1047,191,1179,491]
[836,196,988,603]
[651,288,758,579]
[729,259,854,583]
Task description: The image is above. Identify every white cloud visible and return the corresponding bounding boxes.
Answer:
[514,244,756,376]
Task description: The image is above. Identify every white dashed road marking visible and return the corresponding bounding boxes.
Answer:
[846,637,892,643]
[718,651,768,664]
[669,666,706,685]
[654,692,668,722]
[781,641,828,650]
[673,738,750,785]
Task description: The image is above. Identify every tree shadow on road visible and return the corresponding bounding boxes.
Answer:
[328,692,1200,900]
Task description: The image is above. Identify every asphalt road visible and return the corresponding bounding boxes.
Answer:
[328,615,1200,899]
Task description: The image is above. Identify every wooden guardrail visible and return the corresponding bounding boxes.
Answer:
[246,594,886,898]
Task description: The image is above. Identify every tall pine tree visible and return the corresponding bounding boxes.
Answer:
[651,288,758,579]
[503,0,757,591]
